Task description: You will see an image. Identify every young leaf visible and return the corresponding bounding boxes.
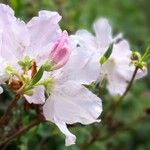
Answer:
[5,65,17,75]
[18,56,32,70]
[99,43,113,65]
[141,44,150,62]
[29,66,44,86]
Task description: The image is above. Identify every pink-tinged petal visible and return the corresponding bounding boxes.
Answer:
[43,81,102,145]
[56,37,100,84]
[0,4,29,64]
[26,10,62,60]
[25,86,45,104]
[50,31,70,69]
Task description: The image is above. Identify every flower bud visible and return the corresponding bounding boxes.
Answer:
[50,31,70,70]
[131,51,141,61]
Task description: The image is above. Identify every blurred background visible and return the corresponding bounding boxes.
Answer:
[0,0,150,149]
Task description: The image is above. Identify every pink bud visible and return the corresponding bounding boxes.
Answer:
[50,31,70,70]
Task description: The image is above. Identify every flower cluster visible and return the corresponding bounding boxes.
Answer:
[0,4,147,146]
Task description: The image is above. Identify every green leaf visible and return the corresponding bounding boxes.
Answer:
[21,74,30,84]
[99,43,113,65]
[141,44,150,62]
[99,56,107,65]
[29,66,44,86]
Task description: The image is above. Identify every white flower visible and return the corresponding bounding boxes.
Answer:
[43,81,102,146]
[43,45,102,146]
[0,4,68,103]
[0,4,29,67]
[0,4,62,65]
[71,18,147,95]
[0,5,102,146]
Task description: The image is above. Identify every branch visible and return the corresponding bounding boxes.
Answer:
[0,119,43,146]
[0,94,21,127]
[116,67,138,107]
[102,67,139,124]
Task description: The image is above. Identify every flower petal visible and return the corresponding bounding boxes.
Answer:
[25,85,45,104]
[93,18,112,50]
[101,41,132,95]
[106,69,128,95]
[43,81,102,145]
[55,121,76,146]
[44,82,102,124]
[103,39,147,95]
[26,11,62,61]
[0,4,29,64]
[112,39,147,80]
[0,56,8,83]
[50,31,70,69]
[112,40,131,58]
[57,36,100,84]
[75,29,97,49]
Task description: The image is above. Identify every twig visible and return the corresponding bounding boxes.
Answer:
[0,119,43,146]
[0,94,21,127]
[116,67,138,107]
[102,67,139,124]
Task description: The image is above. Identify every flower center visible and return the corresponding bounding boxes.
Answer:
[5,56,54,95]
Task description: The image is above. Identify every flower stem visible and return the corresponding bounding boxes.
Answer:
[115,66,138,107]
[0,119,42,146]
[0,94,21,127]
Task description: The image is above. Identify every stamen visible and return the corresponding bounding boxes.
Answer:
[9,80,23,91]
[31,61,37,78]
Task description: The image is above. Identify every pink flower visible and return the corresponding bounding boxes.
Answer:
[50,31,70,69]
